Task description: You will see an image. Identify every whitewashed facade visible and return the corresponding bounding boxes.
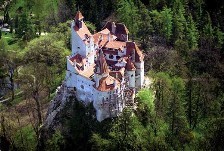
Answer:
[65,11,145,121]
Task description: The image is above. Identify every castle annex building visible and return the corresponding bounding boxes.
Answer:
[66,11,144,121]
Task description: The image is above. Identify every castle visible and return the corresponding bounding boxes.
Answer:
[65,11,144,121]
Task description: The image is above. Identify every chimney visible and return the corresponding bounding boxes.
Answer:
[113,79,117,87]
[95,75,100,88]
[99,34,103,41]
[89,35,93,43]
[78,20,82,28]
[112,22,116,34]
[107,33,110,42]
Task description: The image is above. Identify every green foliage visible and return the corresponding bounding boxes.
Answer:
[150,7,173,42]
[109,109,147,150]
[2,1,224,150]
[24,33,69,65]
[186,15,199,50]
[22,33,69,94]
[46,131,64,151]
[136,89,154,114]
[15,12,36,41]
[214,26,224,49]
[0,38,8,78]
[137,2,153,48]
[160,7,173,42]
[172,0,187,41]
[117,0,139,37]
[85,21,96,34]
[90,133,111,151]
[13,125,37,151]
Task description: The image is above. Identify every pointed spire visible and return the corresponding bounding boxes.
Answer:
[75,11,84,20]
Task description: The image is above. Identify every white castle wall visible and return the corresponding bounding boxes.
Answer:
[135,61,144,88]
[71,21,86,56]
[125,70,135,88]
[75,75,94,103]
[93,89,111,121]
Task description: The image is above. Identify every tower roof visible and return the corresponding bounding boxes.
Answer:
[126,58,136,71]
[98,51,109,74]
[75,11,84,20]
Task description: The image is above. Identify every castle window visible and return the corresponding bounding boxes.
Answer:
[77,47,80,49]
[109,54,114,59]
[131,74,134,77]
[116,56,121,60]
[81,85,84,89]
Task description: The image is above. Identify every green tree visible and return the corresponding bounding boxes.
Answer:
[150,7,173,43]
[151,72,172,118]
[160,7,173,43]
[15,12,36,41]
[117,0,139,39]
[137,2,153,49]
[201,13,214,50]
[109,108,147,150]
[46,131,64,151]
[186,14,199,50]
[23,34,69,97]
[172,0,187,42]
[214,25,224,49]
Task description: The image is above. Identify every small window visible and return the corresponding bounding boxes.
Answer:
[131,74,134,77]
[116,56,121,60]
[77,47,80,49]
[81,85,84,89]
[109,54,114,59]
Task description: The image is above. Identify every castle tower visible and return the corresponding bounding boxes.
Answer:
[94,51,110,87]
[135,61,144,88]
[74,11,84,29]
[125,58,136,88]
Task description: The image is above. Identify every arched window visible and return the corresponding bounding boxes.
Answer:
[109,54,114,59]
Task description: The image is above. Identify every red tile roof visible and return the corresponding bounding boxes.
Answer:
[126,58,136,71]
[96,75,120,91]
[103,22,129,34]
[70,54,85,66]
[73,21,91,41]
[98,51,110,74]
[126,42,144,62]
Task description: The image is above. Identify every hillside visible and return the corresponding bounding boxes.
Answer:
[0,0,224,150]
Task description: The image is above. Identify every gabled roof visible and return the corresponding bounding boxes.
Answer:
[70,54,85,65]
[102,22,129,35]
[96,75,120,91]
[126,42,144,62]
[75,11,84,20]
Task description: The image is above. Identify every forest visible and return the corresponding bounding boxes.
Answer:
[0,0,224,150]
